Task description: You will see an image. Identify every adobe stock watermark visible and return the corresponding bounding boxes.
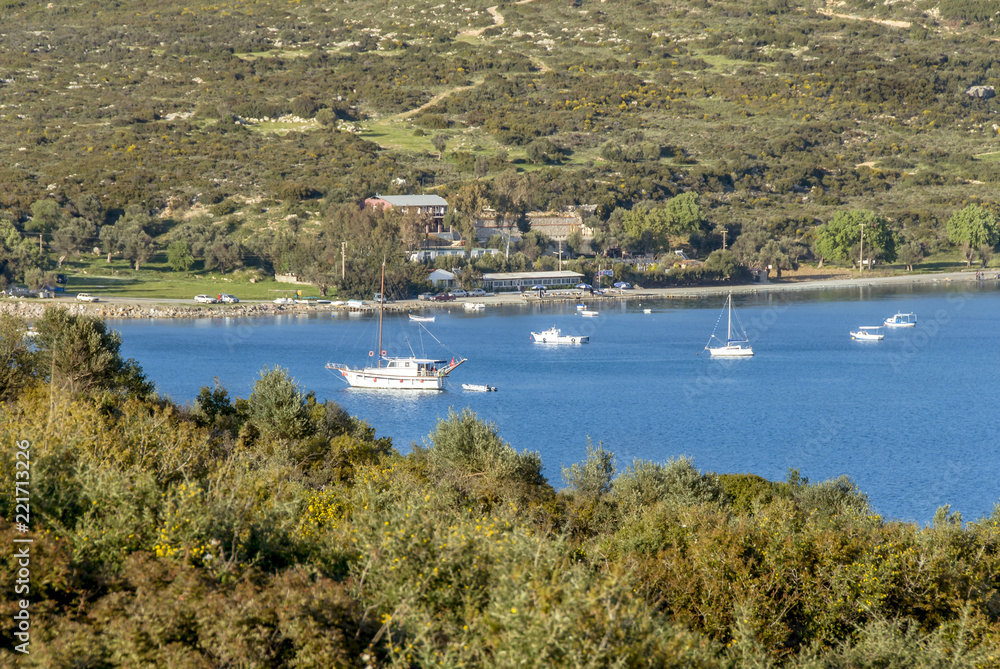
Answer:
[12,439,32,655]
[886,291,968,373]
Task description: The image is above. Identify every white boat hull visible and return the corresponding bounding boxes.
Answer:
[532,333,588,344]
[883,321,915,328]
[708,344,754,357]
[851,333,884,341]
[462,383,496,392]
[329,367,446,390]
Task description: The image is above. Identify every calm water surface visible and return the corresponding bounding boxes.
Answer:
[111,282,1000,524]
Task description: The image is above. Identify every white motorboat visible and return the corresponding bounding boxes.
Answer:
[327,263,466,390]
[851,326,885,341]
[531,326,588,345]
[581,310,599,317]
[705,293,754,357]
[462,383,497,392]
[883,312,916,327]
[576,304,586,310]
[643,308,652,314]
[409,314,435,322]
[464,302,485,311]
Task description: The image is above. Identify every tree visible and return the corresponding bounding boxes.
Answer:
[51,215,97,260]
[897,241,924,272]
[25,199,67,235]
[100,206,154,269]
[620,193,706,254]
[0,313,36,402]
[758,239,797,279]
[424,408,546,500]
[247,366,313,442]
[167,240,195,273]
[814,210,897,268]
[704,249,745,280]
[76,193,105,229]
[204,235,242,273]
[946,204,1000,267]
[34,307,152,398]
[431,134,447,159]
[490,169,531,259]
[0,218,44,286]
[562,441,615,499]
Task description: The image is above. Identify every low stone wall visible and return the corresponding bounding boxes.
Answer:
[0,300,417,320]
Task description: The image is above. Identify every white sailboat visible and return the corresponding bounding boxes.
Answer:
[327,263,466,390]
[705,293,754,357]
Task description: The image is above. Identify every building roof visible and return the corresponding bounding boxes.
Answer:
[428,269,456,280]
[373,194,448,207]
[481,271,584,280]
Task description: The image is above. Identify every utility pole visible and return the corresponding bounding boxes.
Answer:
[39,234,43,253]
[721,228,727,250]
[859,222,864,276]
[341,241,346,280]
[559,240,563,271]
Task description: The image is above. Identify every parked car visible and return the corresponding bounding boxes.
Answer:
[418,292,434,301]
[219,293,239,303]
[450,289,468,298]
[194,294,218,304]
[469,288,487,297]
[76,293,99,302]
[433,293,455,301]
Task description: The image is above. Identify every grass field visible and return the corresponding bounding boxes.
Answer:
[57,255,332,301]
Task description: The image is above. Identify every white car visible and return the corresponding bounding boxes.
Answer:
[450,289,468,297]
[469,288,487,297]
[219,293,239,303]
[194,294,218,304]
[76,293,99,302]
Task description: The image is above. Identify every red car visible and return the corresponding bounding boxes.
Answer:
[433,293,455,301]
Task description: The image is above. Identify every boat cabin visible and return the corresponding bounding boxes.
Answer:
[379,357,447,377]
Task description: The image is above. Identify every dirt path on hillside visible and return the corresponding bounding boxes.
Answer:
[391,2,549,123]
[816,8,911,29]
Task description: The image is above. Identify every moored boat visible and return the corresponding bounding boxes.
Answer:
[883,312,916,327]
[462,383,497,392]
[327,262,466,389]
[409,314,435,322]
[705,293,754,357]
[851,326,885,341]
[531,326,588,344]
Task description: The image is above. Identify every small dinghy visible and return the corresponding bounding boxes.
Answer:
[462,383,497,392]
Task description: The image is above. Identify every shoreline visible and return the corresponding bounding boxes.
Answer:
[1,270,991,320]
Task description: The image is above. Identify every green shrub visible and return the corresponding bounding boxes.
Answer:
[613,456,727,514]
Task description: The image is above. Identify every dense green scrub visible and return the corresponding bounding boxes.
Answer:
[1,309,999,666]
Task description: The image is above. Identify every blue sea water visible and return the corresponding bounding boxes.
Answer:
[110,281,1000,524]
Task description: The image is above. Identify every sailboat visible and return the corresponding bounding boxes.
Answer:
[705,293,754,357]
[327,262,466,390]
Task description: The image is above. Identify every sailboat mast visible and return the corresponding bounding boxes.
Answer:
[727,294,733,342]
[377,260,385,368]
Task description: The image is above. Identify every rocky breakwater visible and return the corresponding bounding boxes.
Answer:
[0,300,361,320]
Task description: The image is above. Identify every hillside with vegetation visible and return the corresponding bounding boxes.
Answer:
[2,309,1000,666]
[2,0,1000,297]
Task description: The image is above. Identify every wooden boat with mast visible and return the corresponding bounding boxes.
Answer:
[326,262,466,390]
